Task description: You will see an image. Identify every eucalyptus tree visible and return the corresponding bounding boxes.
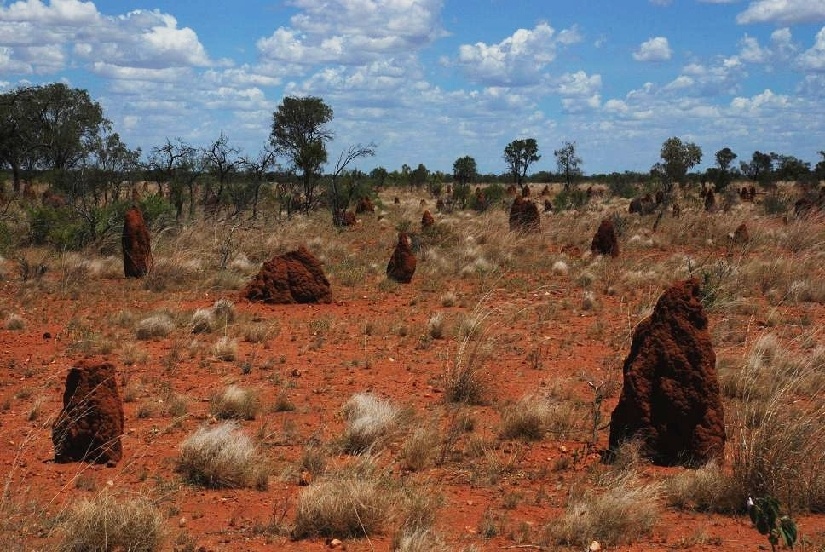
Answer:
[554,141,582,191]
[503,139,540,186]
[269,96,333,212]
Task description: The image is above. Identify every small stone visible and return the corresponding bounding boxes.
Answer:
[179,517,187,527]
[590,541,602,551]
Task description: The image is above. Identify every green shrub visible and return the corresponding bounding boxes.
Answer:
[763,193,788,215]
[553,188,588,212]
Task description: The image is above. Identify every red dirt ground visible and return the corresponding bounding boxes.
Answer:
[1,186,824,551]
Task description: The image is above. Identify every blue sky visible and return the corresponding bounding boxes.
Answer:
[1,0,824,175]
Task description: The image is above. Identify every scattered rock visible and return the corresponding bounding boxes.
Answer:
[590,218,620,258]
[509,197,540,232]
[608,278,725,466]
[52,360,124,465]
[122,206,153,278]
[386,232,417,283]
[243,246,332,304]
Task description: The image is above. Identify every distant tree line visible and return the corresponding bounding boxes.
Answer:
[1,83,823,250]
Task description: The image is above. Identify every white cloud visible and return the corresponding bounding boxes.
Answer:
[736,0,825,25]
[739,28,797,67]
[257,0,445,65]
[0,2,216,75]
[633,36,673,62]
[798,26,825,70]
[453,23,582,87]
[730,88,790,113]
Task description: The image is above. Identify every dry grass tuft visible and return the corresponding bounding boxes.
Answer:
[213,336,238,361]
[340,392,400,454]
[725,335,825,512]
[135,313,175,340]
[56,492,164,552]
[546,470,661,547]
[190,308,215,334]
[665,461,738,513]
[499,394,553,441]
[401,425,440,471]
[292,463,393,539]
[4,313,24,331]
[177,422,267,489]
[210,384,260,420]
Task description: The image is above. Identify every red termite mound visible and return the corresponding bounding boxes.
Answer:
[590,218,620,257]
[509,197,540,232]
[52,360,124,466]
[122,206,153,278]
[608,278,725,466]
[244,246,332,304]
[421,210,435,229]
[386,232,417,284]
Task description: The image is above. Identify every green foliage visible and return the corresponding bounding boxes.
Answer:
[748,496,797,551]
[27,204,86,249]
[554,141,583,190]
[763,192,788,215]
[0,221,12,254]
[453,155,477,186]
[659,136,702,188]
[504,138,540,186]
[607,173,638,198]
[553,187,588,212]
[137,194,176,230]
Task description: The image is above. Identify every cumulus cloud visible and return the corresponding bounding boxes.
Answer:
[257,0,445,65]
[736,0,825,25]
[739,28,797,66]
[633,37,673,62]
[452,22,582,87]
[798,26,825,70]
[0,1,217,75]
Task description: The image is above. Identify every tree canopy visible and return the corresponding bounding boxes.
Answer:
[503,138,540,187]
[554,141,583,191]
[269,96,334,211]
[659,136,702,190]
[0,83,109,192]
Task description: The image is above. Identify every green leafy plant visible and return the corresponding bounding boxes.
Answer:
[747,495,797,551]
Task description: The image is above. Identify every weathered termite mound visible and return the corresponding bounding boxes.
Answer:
[608,278,725,466]
[52,360,124,466]
[629,195,656,215]
[590,218,620,257]
[421,210,435,229]
[355,197,375,214]
[509,197,540,232]
[732,222,749,244]
[244,246,332,304]
[122,206,153,278]
[386,232,417,284]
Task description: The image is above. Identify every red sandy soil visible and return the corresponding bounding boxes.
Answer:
[1,187,824,551]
